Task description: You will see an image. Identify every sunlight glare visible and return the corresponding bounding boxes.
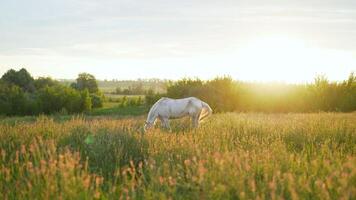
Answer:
[232,36,353,83]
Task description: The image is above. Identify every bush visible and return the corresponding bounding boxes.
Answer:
[0,83,27,115]
[37,85,88,114]
[0,69,97,116]
[90,93,104,108]
[145,89,163,106]
[80,89,92,112]
[0,82,92,116]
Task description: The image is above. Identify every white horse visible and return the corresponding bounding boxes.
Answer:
[144,97,212,131]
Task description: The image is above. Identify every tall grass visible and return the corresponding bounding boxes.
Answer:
[0,113,355,199]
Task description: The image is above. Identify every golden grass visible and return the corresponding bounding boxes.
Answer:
[0,113,355,199]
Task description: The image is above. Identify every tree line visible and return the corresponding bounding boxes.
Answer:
[1,68,355,116]
[0,68,103,116]
[112,84,149,95]
[146,74,356,113]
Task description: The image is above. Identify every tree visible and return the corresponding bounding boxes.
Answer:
[34,77,58,89]
[0,69,97,115]
[115,87,122,94]
[37,85,91,114]
[1,68,35,92]
[72,73,98,93]
[80,89,92,112]
[71,73,103,108]
[145,89,162,106]
[166,78,203,98]
[90,93,103,108]
[0,82,25,115]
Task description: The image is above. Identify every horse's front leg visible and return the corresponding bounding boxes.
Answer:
[191,114,199,128]
[161,117,171,130]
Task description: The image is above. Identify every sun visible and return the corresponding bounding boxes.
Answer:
[232,36,315,82]
[229,35,355,83]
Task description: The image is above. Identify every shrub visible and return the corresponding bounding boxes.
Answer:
[90,93,104,108]
[0,83,27,115]
[145,89,163,106]
[0,69,96,116]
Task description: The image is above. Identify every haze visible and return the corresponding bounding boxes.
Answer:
[1,0,356,83]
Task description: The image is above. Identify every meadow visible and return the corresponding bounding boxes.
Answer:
[0,112,355,199]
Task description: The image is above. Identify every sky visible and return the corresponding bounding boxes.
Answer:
[0,0,356,83]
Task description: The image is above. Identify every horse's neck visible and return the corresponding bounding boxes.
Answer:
[147,105,158,123]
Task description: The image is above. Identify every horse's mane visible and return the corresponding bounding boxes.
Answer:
[147,97,166,123]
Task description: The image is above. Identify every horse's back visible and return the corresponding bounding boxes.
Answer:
[153,97,200,117]
[156,97,200,104]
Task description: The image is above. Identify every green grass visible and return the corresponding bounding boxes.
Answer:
[0,113,355,199]
[89,104,147,116]
[0,103,147,125]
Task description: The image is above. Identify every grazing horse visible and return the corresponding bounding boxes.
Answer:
[144,97,212,131]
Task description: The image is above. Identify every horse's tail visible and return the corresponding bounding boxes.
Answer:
[199,101,213,122]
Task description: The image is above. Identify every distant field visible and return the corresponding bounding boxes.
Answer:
[0,113,355,199]
[89,103,146,116]
[59,79,167,94]
[97,80,167,94]
[104,93,145,99]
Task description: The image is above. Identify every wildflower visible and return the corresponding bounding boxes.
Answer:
[168,176,176,186]
[94,191,100,199]
[95,176,103,186]
[184,159,191,166]
[83,175,91,189]
[20,145,26,154]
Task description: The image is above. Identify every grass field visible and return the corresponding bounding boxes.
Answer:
[89,104,146,116]
[0,113,355,199]
[0,102,147,125]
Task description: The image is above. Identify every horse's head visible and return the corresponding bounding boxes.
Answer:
[144,121,153,132]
